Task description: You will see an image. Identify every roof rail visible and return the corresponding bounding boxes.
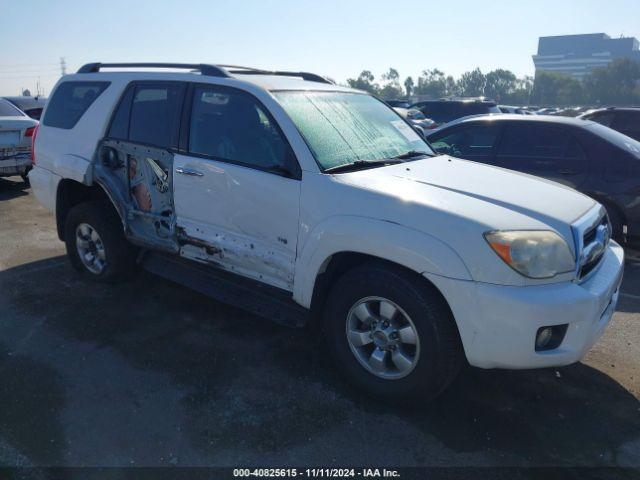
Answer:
[218,65,334,84]
[76,63,230,78]
[76,62,333,84]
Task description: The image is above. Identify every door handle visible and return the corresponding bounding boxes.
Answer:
[175,167,204,177]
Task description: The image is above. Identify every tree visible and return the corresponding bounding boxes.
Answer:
[505,75,534,104]
[378,67,404,99]
[484,69,517,102]
[456,68,486,97]
[584,58,640,105]
[404,76,414,97]
[530,71,585,106]
[414,69,452,98]
[346,70,379,94]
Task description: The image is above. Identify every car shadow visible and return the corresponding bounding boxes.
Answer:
[0,177,29,201]
[0,256,638,467]
[616,252,640,314]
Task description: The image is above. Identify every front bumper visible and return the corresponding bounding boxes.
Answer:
[0,155,31,177]
[425,241,624,369]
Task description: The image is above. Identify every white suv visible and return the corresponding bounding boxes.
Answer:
[30,63,624,402]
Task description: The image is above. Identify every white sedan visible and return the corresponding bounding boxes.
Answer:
[0,98,38,181]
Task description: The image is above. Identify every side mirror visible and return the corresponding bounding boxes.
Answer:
[412,124,426,140]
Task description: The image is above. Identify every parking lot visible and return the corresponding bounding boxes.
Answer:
[0,175,639,468]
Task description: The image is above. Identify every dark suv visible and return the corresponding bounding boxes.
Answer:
[426,114,640,242]
[579,107,640,141]
[410,98,501,127]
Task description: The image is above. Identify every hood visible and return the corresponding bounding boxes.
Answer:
[333,155,595,242]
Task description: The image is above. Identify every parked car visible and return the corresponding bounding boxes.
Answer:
[499,105,526,114]
[410,98,501,129]
[578,107,640,142]
[426,114,640,241]
[3,96,47,120]
[385,99,411,108]
[30,63,623,402]
[536,107,560,115]
[393,107,437,132]
[0,97,38,182]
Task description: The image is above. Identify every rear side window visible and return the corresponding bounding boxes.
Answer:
[499,125,575,158]
[587,111,615,127]
[43,81,109,129]
[128,85,184,148]
[0,99,23,117]
[613,111,640,131]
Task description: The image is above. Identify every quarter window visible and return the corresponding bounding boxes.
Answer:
[188,86,291,172]
[43,81,109,129]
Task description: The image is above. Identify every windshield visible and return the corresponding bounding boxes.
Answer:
[274,91,434,170]
[587,122,640,157]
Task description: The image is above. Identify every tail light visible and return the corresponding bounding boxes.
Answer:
[30,124,39,165]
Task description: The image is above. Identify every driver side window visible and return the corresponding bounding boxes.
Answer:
[431,125,501,157]
[188,86,292,173]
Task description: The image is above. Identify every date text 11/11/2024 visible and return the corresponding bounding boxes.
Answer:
[232,468,401,477]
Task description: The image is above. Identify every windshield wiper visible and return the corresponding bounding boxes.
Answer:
[391,150,434,160]
[324,159,405,174]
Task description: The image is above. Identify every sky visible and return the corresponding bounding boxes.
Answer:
[1,0,639,96]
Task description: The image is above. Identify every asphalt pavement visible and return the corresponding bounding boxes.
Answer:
[0,176,638,470]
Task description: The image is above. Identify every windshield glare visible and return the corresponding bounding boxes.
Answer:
[274,91,434,170]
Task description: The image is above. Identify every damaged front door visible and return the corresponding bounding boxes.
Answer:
[173,84,301,291]
[93,81,186,252]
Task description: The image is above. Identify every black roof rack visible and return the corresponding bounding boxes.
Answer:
[219,65,334,84]
[76,62,333,84]
[77,63,230,78]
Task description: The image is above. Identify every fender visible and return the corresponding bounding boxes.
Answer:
[293,215,472,307]
[51,153,93,184]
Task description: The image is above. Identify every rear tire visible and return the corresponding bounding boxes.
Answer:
[64,201,137,282]
[323,261,463,403]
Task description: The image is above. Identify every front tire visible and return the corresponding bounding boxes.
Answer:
[323,261,463,403]
[64,201,137,282]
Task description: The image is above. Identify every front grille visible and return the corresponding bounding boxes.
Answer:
[577,210,610,280]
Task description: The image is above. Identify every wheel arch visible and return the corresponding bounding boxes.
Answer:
[295,215,471,313]
[584,192,627,236]
[55,179,123,241]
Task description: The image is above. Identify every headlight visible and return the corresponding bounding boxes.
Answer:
[484,230,575,279]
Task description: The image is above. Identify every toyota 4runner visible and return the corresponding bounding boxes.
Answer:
[29,63,624,402]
